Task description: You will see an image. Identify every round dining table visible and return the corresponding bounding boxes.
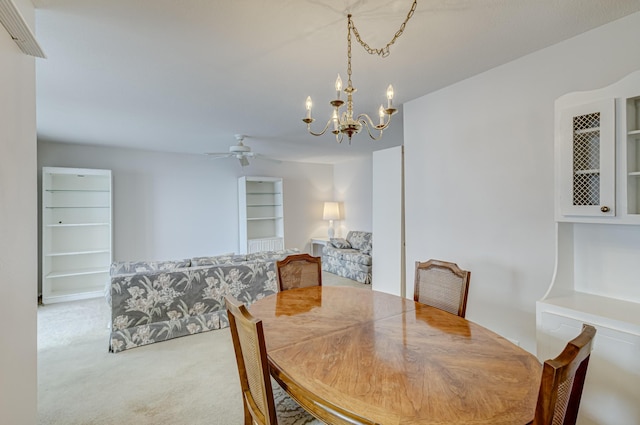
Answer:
[249,286,541,425]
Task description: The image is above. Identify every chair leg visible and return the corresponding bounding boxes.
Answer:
[243,400,253,425]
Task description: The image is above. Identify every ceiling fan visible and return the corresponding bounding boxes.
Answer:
[205,134,280,167]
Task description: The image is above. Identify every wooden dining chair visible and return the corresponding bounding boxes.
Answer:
[275,253,322,292]
[413,259,471,317]
[531,324,597,425]
[225,295,321,425]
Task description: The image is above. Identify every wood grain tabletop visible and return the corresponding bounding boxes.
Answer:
[249,286,541,425]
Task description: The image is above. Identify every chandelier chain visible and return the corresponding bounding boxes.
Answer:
[349,0,417,58]
[347,15,353,87]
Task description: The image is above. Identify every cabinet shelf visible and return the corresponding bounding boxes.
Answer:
[246,192,281,195]
[43,287,106,304]
[46,222,110,227]
[46,267,109,279]
[247,216,282,221]
[45,249,110,257]
[628,129,640,136]
[541,292,640,330]
[46,189,110,193]
[247,204,282,207]
[574,127,600,135]
[45,206,110,209]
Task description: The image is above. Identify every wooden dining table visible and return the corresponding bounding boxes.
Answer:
[249,286,542,425]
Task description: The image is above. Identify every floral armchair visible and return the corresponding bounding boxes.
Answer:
[321,231,372,284]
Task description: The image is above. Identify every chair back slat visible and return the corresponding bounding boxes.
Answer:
[276,254,322,292]
[414,259,470,317]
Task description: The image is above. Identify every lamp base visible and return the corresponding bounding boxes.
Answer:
[327,220,335,239]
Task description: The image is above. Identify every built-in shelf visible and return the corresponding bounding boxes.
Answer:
[46,222,110,227]
[45,206,110,209]
[239,176,284,254]
[541,72,640,425]
[45,189,110,192]
[247,192,281,195]
[45,249,110,257]
[46,267,109,279]
[541,292,640,330]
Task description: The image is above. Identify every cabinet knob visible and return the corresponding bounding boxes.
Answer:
[601,206,610,213]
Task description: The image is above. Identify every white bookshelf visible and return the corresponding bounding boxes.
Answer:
[238,176,284,254]
[42,167,112,304]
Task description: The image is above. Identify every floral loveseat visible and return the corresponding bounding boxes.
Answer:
[108,249,298,353]
[322,231,372,284]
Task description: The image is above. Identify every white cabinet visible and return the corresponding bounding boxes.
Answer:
[557,99,615,218]
[42,167,112,304]
[554,70,640,224]
[538,71,640,425]
[238,176,284,254]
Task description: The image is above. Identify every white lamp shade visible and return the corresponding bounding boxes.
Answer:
[323,202,340,221]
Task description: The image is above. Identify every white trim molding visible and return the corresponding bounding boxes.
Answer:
[0,0,45,58]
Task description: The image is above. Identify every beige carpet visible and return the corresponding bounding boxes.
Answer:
[37,272,367,424]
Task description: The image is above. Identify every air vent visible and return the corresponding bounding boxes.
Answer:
[0,0,45,58]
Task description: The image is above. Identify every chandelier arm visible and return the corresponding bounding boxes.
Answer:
[350,0,417,57]
[306,118,334,137]
[357,114,385,141]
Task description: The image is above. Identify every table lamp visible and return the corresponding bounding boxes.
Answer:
[323,202,340,238]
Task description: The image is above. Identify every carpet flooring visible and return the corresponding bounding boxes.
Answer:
[37,272,367,424]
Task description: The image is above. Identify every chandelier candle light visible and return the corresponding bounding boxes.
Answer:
[302,0,417,143]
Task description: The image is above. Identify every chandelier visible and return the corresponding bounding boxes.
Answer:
[302,0,417,143]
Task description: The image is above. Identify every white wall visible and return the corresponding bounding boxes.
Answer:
[332,156,373,237]
[0,0,38,422]
[38,141,333,286]
[404,11,640,354]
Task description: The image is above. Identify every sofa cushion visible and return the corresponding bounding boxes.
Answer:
[346,231,373,252]
[244,248,300,262]
[191,253,245,266]
[360,239,372,255]
[323,246,372,266]
[329,238,352,249]
[110,259,191,276]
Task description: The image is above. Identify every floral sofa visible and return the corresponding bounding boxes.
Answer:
[321,231,372,284]
[108,249,298,353]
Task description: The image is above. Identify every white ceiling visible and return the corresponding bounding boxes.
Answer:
[33,0,640,164]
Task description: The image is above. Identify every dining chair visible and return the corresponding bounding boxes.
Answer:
[224,295,322,425]
[413,259,471,317]
[531,324,597,425]
[275,253,322,292]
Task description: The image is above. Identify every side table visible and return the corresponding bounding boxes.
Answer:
[310,238,329,257]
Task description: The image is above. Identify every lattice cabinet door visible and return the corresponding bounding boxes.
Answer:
[558,99,615,217]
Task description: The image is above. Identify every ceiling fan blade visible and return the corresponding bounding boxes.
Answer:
[239,156,250,167]
[253,153,282,164]
[204,152,233,158]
